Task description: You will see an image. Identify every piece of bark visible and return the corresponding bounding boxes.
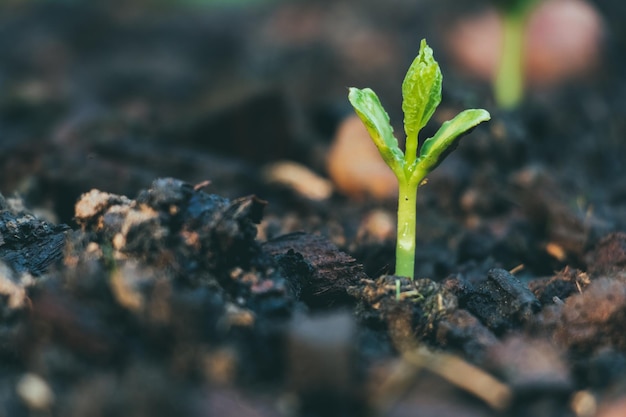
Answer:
[0,194,68,276]
[263,232,366,308]
[448,268,540,334]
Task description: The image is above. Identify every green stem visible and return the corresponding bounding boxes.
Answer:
[494,11,526,108]
[405,134,418,168]
[395,180,417,279]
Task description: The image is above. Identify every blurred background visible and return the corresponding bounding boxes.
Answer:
[0,0,624,225]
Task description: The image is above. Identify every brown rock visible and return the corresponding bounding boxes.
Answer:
[552,277,626,351]
[485,335,571,391]
[524,0,603,86]
[327,115,397,200]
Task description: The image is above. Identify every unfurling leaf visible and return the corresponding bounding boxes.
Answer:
[402,39,443,144]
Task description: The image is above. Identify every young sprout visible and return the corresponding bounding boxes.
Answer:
[492,0,539,108]
[348,39,490,280]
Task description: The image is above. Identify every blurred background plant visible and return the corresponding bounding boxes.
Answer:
[491,0,539,108]
[444,0,604,109]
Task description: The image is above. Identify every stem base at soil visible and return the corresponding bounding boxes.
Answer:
[395,181,417,279]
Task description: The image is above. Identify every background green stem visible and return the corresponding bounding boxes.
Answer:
[395,180,417,278]
[494,11,526,108]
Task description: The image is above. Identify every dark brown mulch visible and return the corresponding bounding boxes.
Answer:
[1,1,626,416]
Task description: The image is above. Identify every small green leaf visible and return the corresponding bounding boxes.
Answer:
[415,109,491,181]
[348,87,404,174]
[402,39,443,145]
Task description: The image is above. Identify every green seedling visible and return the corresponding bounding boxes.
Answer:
[348,39,490,280]
[492,0,539,108]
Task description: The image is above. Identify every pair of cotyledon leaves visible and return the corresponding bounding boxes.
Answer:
[348,39,491,187]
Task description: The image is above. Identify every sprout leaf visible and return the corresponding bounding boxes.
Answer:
[348,87,404,174]
[416,109,491,180]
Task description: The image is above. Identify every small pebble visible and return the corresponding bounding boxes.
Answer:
[571,390,596,417]
[263,160,333,201]
[16,373,55,411]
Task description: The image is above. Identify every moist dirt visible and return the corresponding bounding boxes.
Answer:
[1,1,626,416]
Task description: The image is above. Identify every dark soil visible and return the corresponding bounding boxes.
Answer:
[1,1,626,416]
